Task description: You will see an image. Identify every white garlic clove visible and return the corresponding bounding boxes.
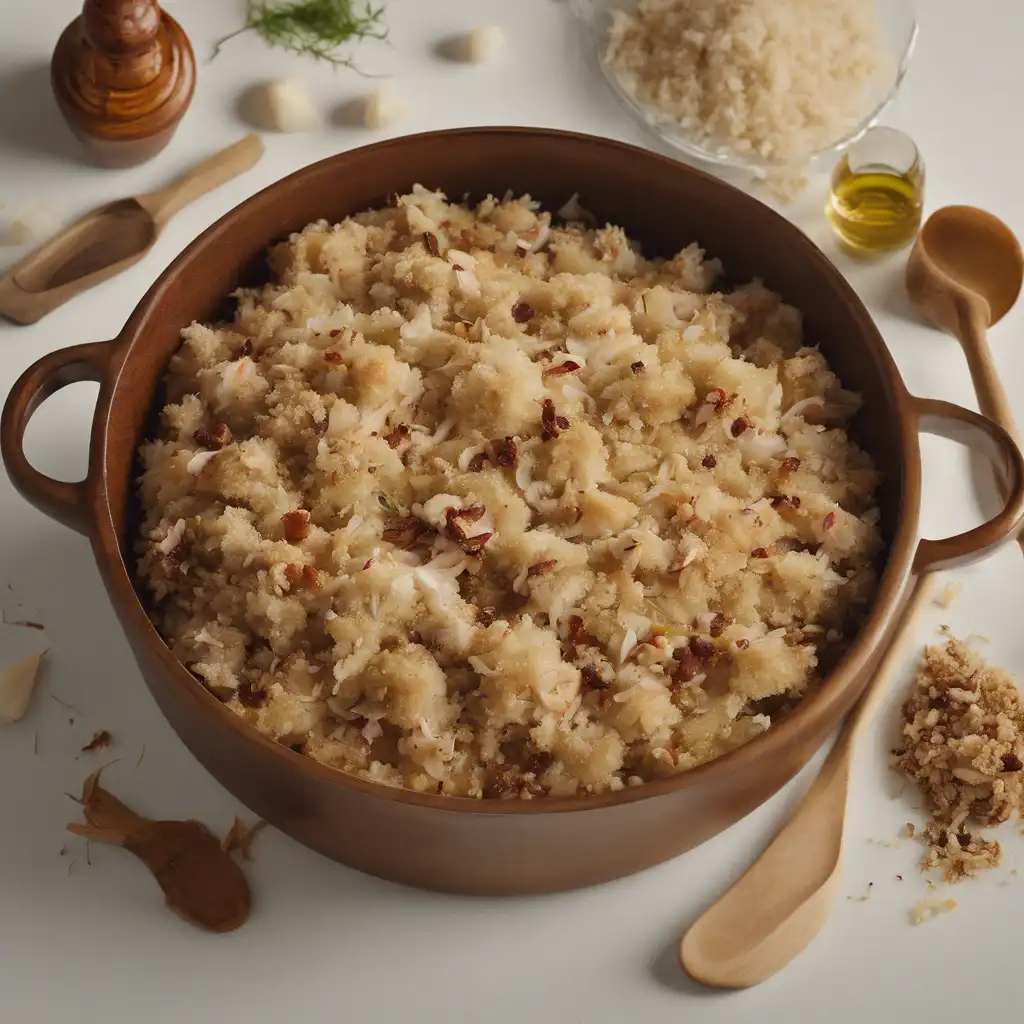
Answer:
[262,77,321,133]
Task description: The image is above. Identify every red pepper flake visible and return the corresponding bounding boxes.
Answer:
[580,666,606,691]
[511,300,535,323]
[567,615,598,649]
[81,730,112,753]
[690,637,717,661]
[780,457,801,473]
[383,424,411,449]
[462,532,493,555]
[445,505,485,542]
[423,231,441,257]
[237,682,267,709]
[283,562,320,590]
[823,511,837,532]
[734,638,750,651]
[527,560,557,578]
[281,509,311,543]
[194,423,233,450]
[237,339,253,359]
[771,494,801,509]
[211,422,232,447]
[477,607,498,627]
[631,361,645,374]
[382,517,429,549]
[701,454,717,469]
[708,388,728,411]
[324,350,343,364]
[709,613,726,639]
[672,650,701,683]
[493,436,518,467]
[543,361,581,378]
[468,452,490,472]
[540,398,562,441]
[751,547,769,559]
[329,328,342,338]
[1002,753,1023,772]
[452,264,465,272]
[556,416,570,430]
[563,615,599,661]
[362,557,377,571]
[730,418,749,437]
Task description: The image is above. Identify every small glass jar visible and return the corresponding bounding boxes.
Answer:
[825,126,925,258]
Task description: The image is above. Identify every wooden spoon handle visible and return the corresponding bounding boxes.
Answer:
[134,134,265,227]
[679,574,935,990]
[960,303,1023,450]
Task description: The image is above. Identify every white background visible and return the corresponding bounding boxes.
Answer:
[1,1,1023,1021]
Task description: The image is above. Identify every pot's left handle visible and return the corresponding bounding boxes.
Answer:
[1,340,114,536]
[912,396,1024,572]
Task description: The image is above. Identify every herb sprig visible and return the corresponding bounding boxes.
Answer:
[211,0,388,70]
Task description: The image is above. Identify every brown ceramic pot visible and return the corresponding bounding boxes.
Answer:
[4,129,1024,895]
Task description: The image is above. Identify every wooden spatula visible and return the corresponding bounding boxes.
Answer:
[0,133,264,325]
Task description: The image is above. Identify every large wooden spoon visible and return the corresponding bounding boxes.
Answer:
[906,206,1024,458]
[679,575,933,989]
[0,133,264,326]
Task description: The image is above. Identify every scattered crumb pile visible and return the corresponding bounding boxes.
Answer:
[136,186,883,800]
[897,633,1024,883]
[67,770,251,933]
[604,0,884,165]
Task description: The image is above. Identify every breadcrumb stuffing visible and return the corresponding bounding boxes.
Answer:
[897,633,1024,882]
[135,187,882,800]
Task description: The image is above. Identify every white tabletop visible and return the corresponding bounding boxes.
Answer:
[1,1,1022,1021]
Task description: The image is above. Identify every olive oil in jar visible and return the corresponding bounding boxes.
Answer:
[826,127,925,258]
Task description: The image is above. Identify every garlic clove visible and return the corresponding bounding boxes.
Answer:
[261,77,321,133]
[460,26,505,63]
[0,652,46,723]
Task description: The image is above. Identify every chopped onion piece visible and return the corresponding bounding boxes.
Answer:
[186,450,219,476]
[156,519,186,555]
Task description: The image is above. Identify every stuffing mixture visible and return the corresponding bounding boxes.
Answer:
[135,186,883,799]
[897,633,1024,882]
[604,0,883,165]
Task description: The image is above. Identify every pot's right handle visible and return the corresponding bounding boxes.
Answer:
[1,340,114,536]
[912,396,1024,573]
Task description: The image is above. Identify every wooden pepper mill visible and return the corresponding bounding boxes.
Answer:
[51,0,196,169]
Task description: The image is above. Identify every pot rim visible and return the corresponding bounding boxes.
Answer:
[88,126,921,816]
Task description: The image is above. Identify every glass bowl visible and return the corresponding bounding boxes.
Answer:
[572,0,919,178]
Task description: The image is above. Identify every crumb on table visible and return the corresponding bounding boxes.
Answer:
[896,632,1023,883]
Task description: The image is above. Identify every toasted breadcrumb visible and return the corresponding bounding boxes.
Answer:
[897,633,1024,882]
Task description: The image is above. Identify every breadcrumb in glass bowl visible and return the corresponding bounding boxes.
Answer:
[572,0,918,188]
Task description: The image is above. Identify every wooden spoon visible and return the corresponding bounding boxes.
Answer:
[0,133,264,326]
[906,206,1024,456]
[679,575,934,989]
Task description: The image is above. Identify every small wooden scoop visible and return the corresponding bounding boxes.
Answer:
[0,133,264,325]
[906,206,1024,462]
